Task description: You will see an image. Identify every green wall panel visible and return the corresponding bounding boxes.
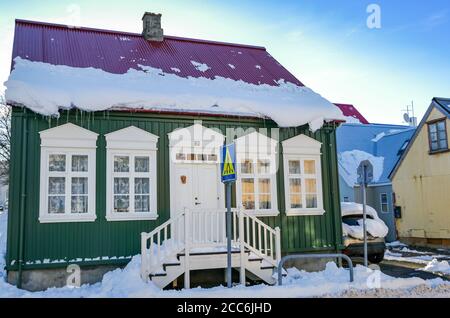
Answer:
[6,108,342,270]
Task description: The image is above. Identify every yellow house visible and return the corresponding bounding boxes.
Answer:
[390,97,450,247]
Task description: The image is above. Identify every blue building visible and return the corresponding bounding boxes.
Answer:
[336,122,415,242]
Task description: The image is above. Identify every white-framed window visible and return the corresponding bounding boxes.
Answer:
[235,132,279,217]
[39,123,98,223]
[282,134,324,216]
[105,126,158,221]
[380,193,389,213]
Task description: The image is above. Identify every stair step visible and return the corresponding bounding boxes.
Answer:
[260,265,275,270]
[163,262,181,271]
[149,272,167,279]
[176,249,250,259]
[248,257,263,262]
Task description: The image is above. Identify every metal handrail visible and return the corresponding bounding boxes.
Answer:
[277,253,354,285]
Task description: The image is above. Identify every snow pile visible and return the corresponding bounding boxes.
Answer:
[190,61,211,72]
[341,202,389,239]
[5,57,345,130]
[1,255,449,298]
[338,150,384,186]
[343,115,362,124]
[371,129,401,142]
[420,259,450,275]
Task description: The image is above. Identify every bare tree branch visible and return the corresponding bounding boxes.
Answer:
[0,95,11,185]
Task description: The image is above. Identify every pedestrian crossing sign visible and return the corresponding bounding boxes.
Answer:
[221,143,236,183]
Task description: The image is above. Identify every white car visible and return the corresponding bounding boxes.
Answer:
[341,202,389,264]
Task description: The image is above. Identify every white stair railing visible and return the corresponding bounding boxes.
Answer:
[141,207,282,286]
[233,208,281,267]
[140,211,186,281]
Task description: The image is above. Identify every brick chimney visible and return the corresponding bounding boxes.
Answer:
[142,12,163,42]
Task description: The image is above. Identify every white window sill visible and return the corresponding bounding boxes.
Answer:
[285,209,325,216]
[39,214,97,223]
[106,213,158,221]
[241,210,280,217]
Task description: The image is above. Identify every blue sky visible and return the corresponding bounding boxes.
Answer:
[0,0,449,124]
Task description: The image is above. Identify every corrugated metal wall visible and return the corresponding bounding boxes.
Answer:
[7,108,343,270]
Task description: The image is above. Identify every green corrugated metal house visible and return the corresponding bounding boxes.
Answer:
[5,15,345,290]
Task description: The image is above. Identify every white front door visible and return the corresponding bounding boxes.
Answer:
[172,163,225,245]
[172,163,223,214]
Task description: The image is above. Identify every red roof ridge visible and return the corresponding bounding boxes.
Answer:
[15,19,267,51]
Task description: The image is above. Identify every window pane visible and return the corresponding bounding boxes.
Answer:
[290,194,302,209]
[430,132,438,142]
[49,177,65,194]
[114,156,129,172]
[114,178,129,194]
[208,154,218,162]
[242,194,255,210]
[71,196,88,213]
[304,160,316,174]
[241,178,254,194]
[305,179,317,193]
[48,196,65,214]
[289,178,301,194]
[429,124,437,133]
[288,160,300,174]
[114,195,129,212]
[306,194,318,208]
[381,194,388,204]
[259,194,271,210]
[135,156,149,172]
[176,153,186,160]
[437,121,445,132]
[381,203,388,213]
[241,159,253,174]
[257,160,270,174]
[135,195,150,212]
[439,139,448,149]
[259,178,271,194]
[71,177,88,195]
[72,155,88,172]
[135,178,150,194]
[431,141,439,151]
[49,154,66,172]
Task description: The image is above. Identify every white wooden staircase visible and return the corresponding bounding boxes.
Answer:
[140,208,282,289]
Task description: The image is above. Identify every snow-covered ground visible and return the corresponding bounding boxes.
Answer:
[1,211,449,297]
[386,243,450,277]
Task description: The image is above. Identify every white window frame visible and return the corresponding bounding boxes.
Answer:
[282,134,324,216]
[105,126,158,221]
[235,132,279,217]
[380,193,389,213]
[39,123,98,223]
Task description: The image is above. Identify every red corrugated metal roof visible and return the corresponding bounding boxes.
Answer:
[12,19,304,87]
[334,103,369,124]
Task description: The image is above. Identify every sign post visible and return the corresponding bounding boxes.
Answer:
[357,160,373,268]
[220,143,237,288]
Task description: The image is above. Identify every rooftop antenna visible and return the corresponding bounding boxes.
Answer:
[402,101,417,127]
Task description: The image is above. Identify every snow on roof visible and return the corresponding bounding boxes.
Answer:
[6,19,345,129]
[336,124,415,184]
[338,150,384,187]
[5,57,344,129]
